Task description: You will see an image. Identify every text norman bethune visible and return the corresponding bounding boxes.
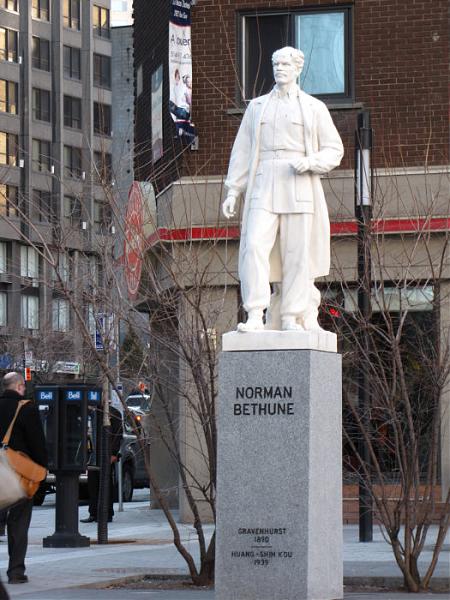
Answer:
[233,386,294,416]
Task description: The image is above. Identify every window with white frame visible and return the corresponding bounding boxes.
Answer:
[0,291,6,326]
[240,8,352,101]
[21,295,39,329]
[20,245,39,278]
[52,297,69,332]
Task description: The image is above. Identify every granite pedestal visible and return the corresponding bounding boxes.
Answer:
[215,343,343,600]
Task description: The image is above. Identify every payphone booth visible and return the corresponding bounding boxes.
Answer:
[39,385,90,548]
[87,388,102,468]
[35,386,59,472]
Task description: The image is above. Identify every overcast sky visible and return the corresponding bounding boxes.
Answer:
[111,0,133,26]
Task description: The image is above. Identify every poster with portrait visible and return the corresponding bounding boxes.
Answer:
[169,0,196,141]
[151,65,163,163]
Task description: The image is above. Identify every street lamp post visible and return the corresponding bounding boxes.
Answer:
[355,109,373,542]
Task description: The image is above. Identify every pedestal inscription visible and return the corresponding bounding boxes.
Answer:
[215,350,343,600]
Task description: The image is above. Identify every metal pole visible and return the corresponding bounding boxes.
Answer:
[355,110,373,542]
[117,455,123,511]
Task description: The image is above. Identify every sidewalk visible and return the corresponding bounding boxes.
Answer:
[0,490,448,599]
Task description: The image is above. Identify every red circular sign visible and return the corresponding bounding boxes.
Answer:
[124,182,144,299]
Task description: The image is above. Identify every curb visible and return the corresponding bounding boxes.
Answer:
[344,576,450,592]
[79,573,450,593]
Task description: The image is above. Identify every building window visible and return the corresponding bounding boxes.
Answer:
[32,0,49,21]
[52,253,70,282]
[93,5,110,38]
[0,131,18,166]
[0,184,18,217]
[63,96,81,129]
[0,242,7,273]
[32,139,51,172]
[20,245,39,278]
[21,295,39,330]
[32,88,51,122]
[240,8,352,101]
[93,102,111,136]
[52,298,69,332]
[93,54,111,88]
[93,151,112,184]
[94,200,112,234]
[64,146,82,179]
[0,28,18,63]
[63,46,81,80]
[0,80,17,114]
[63,0,80,30]
[33,189,52,222]
[0,292,6,327]
[64,195,82,227]
[1,0,18,11]
[32,36,50,71]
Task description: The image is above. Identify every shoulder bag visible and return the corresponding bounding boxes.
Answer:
[1,400,47,502]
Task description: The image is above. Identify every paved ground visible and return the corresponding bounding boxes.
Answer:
[0,490,448,599]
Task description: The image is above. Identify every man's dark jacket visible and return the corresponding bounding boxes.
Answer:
[0,390,48,468]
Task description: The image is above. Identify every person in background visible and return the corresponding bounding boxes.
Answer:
[0,372,47,585]
[81,404,123,523]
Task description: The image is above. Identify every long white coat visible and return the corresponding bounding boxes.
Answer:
[225,86,344,281]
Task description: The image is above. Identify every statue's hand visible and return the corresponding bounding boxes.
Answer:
[291,157,311,174]
[222,196,237,219]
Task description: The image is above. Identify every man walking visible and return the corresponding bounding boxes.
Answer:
[0,372,47,585]
[223,46,343,331]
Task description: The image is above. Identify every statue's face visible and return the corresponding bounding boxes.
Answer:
[273,54,298,87]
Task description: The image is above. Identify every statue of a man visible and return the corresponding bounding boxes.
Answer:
[222,47,344,332]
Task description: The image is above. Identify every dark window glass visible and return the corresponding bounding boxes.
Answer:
[32,88,51,122]
[32,139,51,172]
[0,80,18,114]
[63,0,80,30]
[244,14,289,99]
[64,145,82,179]
[33,189,52,222]
[0,184,18,217]
[0,131,18,166]
[0,28,18,62]
[32,37,50,71]
[93,151,112,183]
[93,5,110,38]
[94,200,112,234]
[32,0,49,21]
[93,54,111,88]
[63,95,81,129]
[63,45,81,79]
[93,102,111,136]
[64,195,82,227]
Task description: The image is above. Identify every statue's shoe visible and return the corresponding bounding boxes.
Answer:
[281,318,305,331]
[237,318,265,332]
[301,315,326,332]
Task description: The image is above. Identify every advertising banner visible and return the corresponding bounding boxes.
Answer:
[169,0,195,141]
[151,65,163,163]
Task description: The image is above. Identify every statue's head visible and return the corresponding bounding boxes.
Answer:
[272,47,304,86]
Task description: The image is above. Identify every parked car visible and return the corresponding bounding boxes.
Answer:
[34,411,150,505]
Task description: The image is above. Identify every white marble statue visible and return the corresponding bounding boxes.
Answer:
[222,46,344,332]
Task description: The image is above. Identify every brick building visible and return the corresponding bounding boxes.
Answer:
[134,0,450,516]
